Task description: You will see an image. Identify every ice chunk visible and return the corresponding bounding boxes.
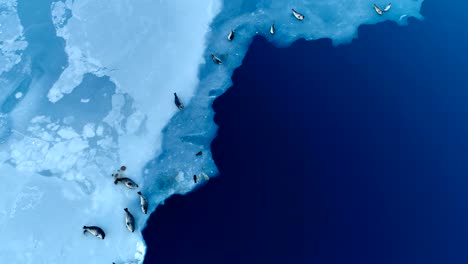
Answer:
[82,123,95,138]
[57,127,79,139]
[0,0,28,75]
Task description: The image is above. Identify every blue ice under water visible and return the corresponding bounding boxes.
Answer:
[0,0,423,263]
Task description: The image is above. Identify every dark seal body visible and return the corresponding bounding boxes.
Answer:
[211,54,223,64]
[174,93,184,110]
[124,208,135,232]
[137,191,148,214]
[114,177,139,189]
[83,226,105,239]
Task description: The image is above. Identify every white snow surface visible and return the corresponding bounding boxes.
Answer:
[0,0,424,263]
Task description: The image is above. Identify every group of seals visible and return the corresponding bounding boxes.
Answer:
[210,4,391,64]
[176,8,307,110]
[83,166,149,240]
[183,4,394,184]
[373,3,392,15]
[83,1,394,254]
[209,8,305,65]
[113,167,148,233]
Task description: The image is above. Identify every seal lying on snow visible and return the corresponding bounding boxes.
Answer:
[124,208,135,232]
[137,191,148,214]
[114,177,139,189]
[174,93,184,110]
[83,226,105,239]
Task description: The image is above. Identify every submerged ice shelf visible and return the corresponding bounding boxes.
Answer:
[0,0,424,263]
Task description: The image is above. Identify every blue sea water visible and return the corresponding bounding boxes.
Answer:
[142,0,468,263]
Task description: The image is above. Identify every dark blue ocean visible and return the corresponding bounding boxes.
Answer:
[142,0,468,263]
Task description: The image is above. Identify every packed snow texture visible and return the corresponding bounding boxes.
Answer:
[0,0,423,263]
[0,0,27,75]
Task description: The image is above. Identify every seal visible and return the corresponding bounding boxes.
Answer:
[211,53,223,65]
[383,3,392,12]
[227,29,235,41]
[137,191,148,214]
[83,226,105,239]
[124,208,135,232]
[373,4,383,15]
[292,9,304,20]
[174,93,184,110]
[270,23,275,35]
[114,177,139,189]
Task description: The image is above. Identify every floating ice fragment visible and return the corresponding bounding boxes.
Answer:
[57,127,80,139]
[82,123,95,138]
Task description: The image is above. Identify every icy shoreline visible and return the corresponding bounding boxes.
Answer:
[0,0,424,263]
